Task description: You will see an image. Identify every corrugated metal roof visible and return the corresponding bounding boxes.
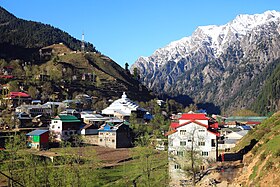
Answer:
[53,115,81,122]
[26,129,48,136]
[179,113,209,120]
[225,116,267,122]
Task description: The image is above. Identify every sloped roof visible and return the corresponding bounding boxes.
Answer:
[179,113,209,120]
[9,92,30,98]
[53,115,81,122]
[26,129,48,136]
[165,120,220,137]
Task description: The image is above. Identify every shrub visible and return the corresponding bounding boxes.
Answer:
[260,153,266,161]
[273,148,280,157]
[265,161,273,170]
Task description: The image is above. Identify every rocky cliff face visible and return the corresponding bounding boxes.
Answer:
[131,10,280,113]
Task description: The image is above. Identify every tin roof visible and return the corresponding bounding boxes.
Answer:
[53,114,81,122]
[9,92,31,98]
[26,129,48,136]
[179,113,209,120]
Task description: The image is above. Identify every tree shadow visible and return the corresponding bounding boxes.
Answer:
[197,102,221,114]
[218,139,258,162]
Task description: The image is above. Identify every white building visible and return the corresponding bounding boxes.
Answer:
[219,130,249,151]
[166,113,220,186]
[49,115,82,142]
[102,92,146,120]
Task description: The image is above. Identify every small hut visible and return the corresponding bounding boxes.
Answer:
[26,130,49,150]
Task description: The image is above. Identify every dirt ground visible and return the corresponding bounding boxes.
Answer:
[46,145,132,166]
[88,146,132,166]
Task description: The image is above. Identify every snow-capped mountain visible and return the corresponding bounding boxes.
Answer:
[131,10,280,113]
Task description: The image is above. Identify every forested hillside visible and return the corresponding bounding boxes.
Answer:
[0,7,154,107]
[0,7,96,60]
[251,59,280,115]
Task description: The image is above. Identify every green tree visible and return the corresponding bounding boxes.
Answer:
[184,103,198,113]
[8,80,19,91]
[133,67,139,79]
[27,86,38,99]
[232,109,259,116]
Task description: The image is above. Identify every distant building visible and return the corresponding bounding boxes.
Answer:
[5,92,32,108]
[97,123,132,149]
[17,112,32,127]
[102,92,147,120]
[80,113,123,145]
[219,130,249,151]
[16,104,52,117]
[26,130,49,150]
[49,115,83,142]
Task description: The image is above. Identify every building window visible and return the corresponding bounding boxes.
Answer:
[100,132,103,135]
[112,139,115,143]
[177,151,184,157]
[180,130,186,135]
[100,139,102,142]
[54,121,58,123]
[201,151,208,156]
[188,139,192,142]
[174,164,181,169]
[51,125,55,129]
[180,141,186,146]
[198,142,205,146]
[198,129,205,132]
[211,139,216,147]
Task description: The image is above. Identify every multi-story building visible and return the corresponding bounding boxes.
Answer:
[49,115,82,142]
[16,104,52,117]
[166,113,219,186]
[97,123,132,149]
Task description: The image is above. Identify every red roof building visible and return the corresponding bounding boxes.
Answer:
[9,92,31,99]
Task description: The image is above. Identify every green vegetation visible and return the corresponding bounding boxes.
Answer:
[251,58,280,115]
[231,109,259,117]
[233,111,280,185]
[0,134,168,187]
[0,7,96,60]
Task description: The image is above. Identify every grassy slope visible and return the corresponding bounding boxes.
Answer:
[233,111,280,186]
[38,50,153,101]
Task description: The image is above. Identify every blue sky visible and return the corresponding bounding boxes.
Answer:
[1,0,280,67]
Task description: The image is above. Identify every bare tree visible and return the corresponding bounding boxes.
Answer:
[170,125,204,186]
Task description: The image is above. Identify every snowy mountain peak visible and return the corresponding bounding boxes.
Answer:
[131,10,280,112]
[134,10,280,63]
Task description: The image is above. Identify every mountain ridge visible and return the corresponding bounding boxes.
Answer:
[0,6,96,61]
[132,10,280,114]
[0,7,154,104]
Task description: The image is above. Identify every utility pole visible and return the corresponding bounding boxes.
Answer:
[81,32,85,53]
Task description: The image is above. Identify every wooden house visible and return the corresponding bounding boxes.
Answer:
[26,129,49,150]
